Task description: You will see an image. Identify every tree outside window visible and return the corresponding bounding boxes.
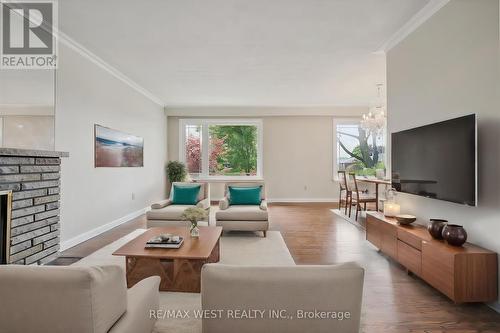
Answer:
[335,121,385,177]
[181,120,261,179]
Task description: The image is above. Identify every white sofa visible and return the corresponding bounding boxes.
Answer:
[215,182,269,236]
[0,265,160,333]
[201,262,364,333]
[147,182,210,228]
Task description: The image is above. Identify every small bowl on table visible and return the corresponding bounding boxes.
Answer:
[395,214,417,225]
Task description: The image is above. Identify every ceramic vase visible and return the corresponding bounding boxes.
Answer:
[427,219,447,240]
[442,224,467,247]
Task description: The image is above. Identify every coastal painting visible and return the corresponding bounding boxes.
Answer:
[94,125,143,167]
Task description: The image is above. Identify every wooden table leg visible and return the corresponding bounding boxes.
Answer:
[124,241,221,293]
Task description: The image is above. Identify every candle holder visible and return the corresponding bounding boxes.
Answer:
[384,187,400,217]
[384,202,400,217]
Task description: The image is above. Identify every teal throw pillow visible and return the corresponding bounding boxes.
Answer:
[172,184,201,205]
[229,186,262,205]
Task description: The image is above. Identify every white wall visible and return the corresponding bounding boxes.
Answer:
[167,107,367,202]
[0,70,54,105]
[56,44,167,246]
[387,0,500,307]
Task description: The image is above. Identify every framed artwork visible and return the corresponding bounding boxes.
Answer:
[94,125,143,167]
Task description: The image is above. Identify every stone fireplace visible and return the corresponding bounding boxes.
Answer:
[0,148,69,265]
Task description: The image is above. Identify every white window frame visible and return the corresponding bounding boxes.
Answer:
[333,118,361,181]
[179,118,263,180]
[333,117,387,181]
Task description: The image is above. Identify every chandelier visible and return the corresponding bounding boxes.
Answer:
[361,83,386,137]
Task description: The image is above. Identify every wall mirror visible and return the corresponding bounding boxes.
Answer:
[0,70,55,151]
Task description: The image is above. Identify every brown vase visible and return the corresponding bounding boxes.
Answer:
[442,224,467,247]
[427,219,447,239]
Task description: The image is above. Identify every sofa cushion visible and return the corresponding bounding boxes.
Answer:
[0,265,127,333]
[229,186,262,205]
[172,184,201,205]
[215,205,268,221]
[147,204,196,220]
[215,220,269,232]
[201,263,364,333]
[148,220,210,228]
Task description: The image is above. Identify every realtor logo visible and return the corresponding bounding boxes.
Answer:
[0,0,57,69]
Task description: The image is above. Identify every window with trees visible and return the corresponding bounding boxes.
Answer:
[180,119,263,179]
[333,118,385,178]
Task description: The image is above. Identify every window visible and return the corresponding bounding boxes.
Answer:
[180,119,263,179]
[333,118,386,179]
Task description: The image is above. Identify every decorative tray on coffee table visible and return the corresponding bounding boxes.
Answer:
[145,234,184,249]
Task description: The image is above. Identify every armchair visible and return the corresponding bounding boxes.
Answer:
[147,182,210,228]
[215,182,269,237]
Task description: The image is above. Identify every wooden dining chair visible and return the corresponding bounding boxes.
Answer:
[348,173,377,221]
[337,171,351,215]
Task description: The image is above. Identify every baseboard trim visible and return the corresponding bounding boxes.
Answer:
[487,301,500,313]
[268,198,338,203]
[60,206,150,251]
[212,198,338,204]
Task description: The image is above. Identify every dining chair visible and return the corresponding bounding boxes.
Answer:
[348,173,377,221]
[337,171,351,215]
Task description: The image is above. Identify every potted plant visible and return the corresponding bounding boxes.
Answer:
[181,207,208,237]
[166,161,187,183]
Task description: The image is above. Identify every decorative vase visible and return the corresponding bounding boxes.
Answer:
[427,219,448,239]
[190,222,199,238]
[442,224,467,247]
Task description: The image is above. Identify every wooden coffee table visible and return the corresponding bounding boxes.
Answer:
[113,226,222,293]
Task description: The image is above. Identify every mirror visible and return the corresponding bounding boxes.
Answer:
[0,70,55,151]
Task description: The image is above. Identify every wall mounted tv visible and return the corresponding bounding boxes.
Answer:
[391,114,476,206]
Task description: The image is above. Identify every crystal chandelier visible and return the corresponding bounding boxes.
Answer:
[361,83,386,137]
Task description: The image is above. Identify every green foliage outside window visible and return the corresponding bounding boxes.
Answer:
[209,125,258,176]
[185,125,258,177]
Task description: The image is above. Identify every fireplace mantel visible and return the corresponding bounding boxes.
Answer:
[0,148,69,265]
[0,148,69,158]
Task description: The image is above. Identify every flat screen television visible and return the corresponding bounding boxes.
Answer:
[391,114,476,206]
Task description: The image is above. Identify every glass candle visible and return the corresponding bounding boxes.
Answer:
[384,202,400,217]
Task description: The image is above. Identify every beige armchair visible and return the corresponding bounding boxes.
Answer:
[0,265,160,333]
[215,182,269,237]
[147,182,210,228]
[201,262,365,333]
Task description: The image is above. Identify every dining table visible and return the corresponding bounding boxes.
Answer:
[356,177,392,211]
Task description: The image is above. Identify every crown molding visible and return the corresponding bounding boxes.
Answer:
[57,31,165,107]
[376,0,450,53]
[4,2,164,106]
[165,106,368,117]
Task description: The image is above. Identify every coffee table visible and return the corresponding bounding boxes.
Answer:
[113,226,222,293]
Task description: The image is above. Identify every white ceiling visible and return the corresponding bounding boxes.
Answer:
[59,0,430,107]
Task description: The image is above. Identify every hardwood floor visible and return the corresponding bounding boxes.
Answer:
[57,203,500,332]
